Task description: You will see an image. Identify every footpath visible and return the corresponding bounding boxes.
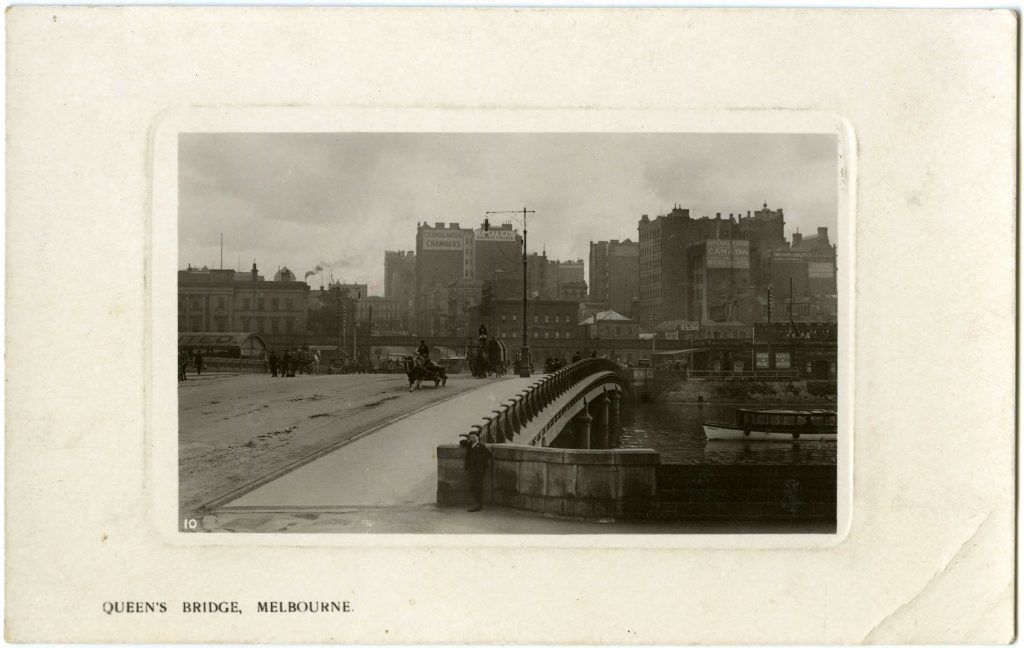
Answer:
[213,375,539,511]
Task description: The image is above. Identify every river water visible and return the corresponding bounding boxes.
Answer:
[620,400,837,466]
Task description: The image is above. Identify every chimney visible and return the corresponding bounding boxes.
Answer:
[817,227,829,245]
[715,212,721,219]
[450,222,459,229]
[434,222,444,229]
[793,232,803,246]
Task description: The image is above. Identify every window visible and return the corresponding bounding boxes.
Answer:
[512,315,517,322]
[554,315,560,324]
[257,298,265,310]
[272,298,279,311]
[533,315,538,324]
[544,315,550,323]
[511,332,517,339]
[241,298,251,310]
[806,361,814,374]
[178,295,185,311]
[533,331,539,338]
[756,352,769,369]
[501,315,507,322]
[775,352,791,369]
[544,332,549,339]
[830,361,837,375]
[217,296,226,310]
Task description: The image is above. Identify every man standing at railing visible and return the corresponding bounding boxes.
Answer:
[464,431,491,512]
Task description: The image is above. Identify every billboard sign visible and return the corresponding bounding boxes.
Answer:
[421,229,467,250]
[474,229,518,242]
[705,240,750,268]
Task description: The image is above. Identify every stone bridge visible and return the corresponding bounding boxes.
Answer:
[468,358,632,450]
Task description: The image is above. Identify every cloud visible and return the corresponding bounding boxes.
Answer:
[180,133,838,294]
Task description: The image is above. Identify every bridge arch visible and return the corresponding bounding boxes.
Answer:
[469,359,631,450]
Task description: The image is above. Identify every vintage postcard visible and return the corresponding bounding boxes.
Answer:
[5,7,1016,644]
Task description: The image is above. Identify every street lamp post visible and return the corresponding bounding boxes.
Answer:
[485,207,536,377]
[250,261,258,358]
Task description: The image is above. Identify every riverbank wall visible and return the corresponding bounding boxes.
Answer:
[437,444,835,523]
[660,379,837,403]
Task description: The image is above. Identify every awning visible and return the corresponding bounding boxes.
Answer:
[652,349,700,357]
[178,332,267,352]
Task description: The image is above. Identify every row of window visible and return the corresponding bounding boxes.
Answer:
[498,313,574,325]
[180,317,298,334]
[495,330,578,340]
[179,295,296,311]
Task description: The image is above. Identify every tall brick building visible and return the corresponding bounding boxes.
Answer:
[589,239,638,317]
[638,204,787,330]
[384,250,415,328]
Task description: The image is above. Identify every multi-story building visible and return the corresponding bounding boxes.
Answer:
[686,239,752,323]
[310,283,362,343]
[446,278,484,337]
[638,204,786,330]
[415,222,475,333]
[474,221,522,286]
[468,298,581,344]
[589,239,639,316]
[384,250,416,327]
[178,265,309,336]
[558,280,589,304]
[579,309,640,340]
[543,258,585,300]
[355,296,404,332]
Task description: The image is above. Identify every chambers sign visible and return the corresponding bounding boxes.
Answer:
[421,230,467,250]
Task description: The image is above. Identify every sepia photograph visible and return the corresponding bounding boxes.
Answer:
[6,7,1015,643]
[177,132,842,534]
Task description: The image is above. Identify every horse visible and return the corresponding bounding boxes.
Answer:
[471,346,491,378]
[404,355,447,391]
[488,338,507,377]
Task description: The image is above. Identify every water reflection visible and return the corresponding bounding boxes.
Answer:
[620,400,837,466]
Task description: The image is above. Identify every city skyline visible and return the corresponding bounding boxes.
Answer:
[180,133,838,295]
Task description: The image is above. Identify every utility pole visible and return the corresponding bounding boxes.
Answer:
[250,262,258,358]
[485,207,536,377]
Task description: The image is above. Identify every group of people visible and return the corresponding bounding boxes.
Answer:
[267,350,293,378]
[177,349,203,381]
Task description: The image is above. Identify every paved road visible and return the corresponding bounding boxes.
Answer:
[178,372,490,518]
[217,375,539,509]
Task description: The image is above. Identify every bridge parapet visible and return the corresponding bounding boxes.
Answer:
[468,359,630,448]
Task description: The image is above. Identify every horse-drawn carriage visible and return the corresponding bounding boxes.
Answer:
[470,338,508,378]
[403,353,448,391]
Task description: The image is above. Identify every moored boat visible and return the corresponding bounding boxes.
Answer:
[703,408,837,442]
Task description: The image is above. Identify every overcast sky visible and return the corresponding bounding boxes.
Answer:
[180,133,837,296]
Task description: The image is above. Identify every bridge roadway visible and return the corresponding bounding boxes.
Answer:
[219,375,543,510]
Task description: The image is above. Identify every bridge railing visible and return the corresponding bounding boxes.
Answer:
[469,358,628,445]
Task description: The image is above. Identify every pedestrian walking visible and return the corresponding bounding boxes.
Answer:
[571,351,581,364]
[281,351,291,378]
[463,431,491,512]
[178,350,188,381]
[268,350,279,377]
[194,350,204,376]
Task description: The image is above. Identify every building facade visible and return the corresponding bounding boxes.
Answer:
[178,265,309,336]
[589,239,639,317]
[468,298,581,344]
[384,250,416,327]
[415,222,475,333]
[638,204,786,331]
[686,239,752,323]
[579,310,640,340]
